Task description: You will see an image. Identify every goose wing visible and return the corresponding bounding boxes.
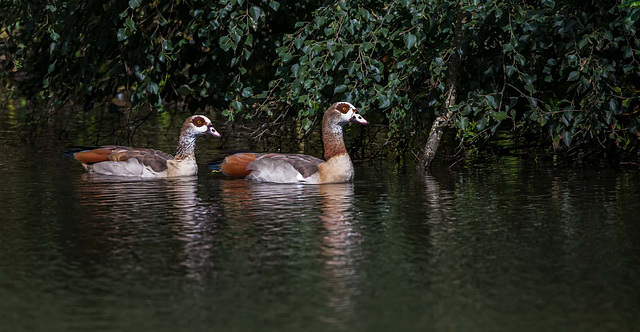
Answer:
[257,153,323,178]
[74,146,173,172]
[221,152,324,182]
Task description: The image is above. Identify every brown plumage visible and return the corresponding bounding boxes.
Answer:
[75,146,173,172]
[219,102,367,184]
[74,147,120,164]
[220,153,259,178]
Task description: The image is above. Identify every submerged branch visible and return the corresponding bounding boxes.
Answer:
[418,9,465,172]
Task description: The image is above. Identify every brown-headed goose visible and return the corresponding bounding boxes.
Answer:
[220,102,367,184]
[74,115,221,177]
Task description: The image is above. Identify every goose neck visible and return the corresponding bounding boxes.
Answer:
[175,133,197,160]
[323,123,347,160]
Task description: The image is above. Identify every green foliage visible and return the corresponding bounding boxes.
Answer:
[450,0,640,158]
[2,0,639,160]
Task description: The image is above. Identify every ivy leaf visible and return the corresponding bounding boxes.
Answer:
[334,85,347,93]
[192,9,204,18]
[604,30,613,40]
[269,2,280,11]
[486,95,499,109]
[241,87,253,98]
[503,43,514,52]
[457,117,469,131]
[231,100,243,111]
[219,36,232,51]
[163,40,173,51]
[117,28,127,41]
[249,6,261,21]
[129,0,141,9]
[125,17,136,32]
[221,109,233,119]
[291,64,300,77]
[147,82,159,95]
[176,85,193,95]
[345,21,355,35]
[403,33,417,49]
[578,37,589,49]
[231,29,242,44]
[609,98,618,113]
[562,131,572,147]
[567,71,580,81]
[302,118,312,131]
[492,111,508,121]
[378,95,391,108]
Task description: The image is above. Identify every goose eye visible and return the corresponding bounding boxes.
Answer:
[342,106,347,112]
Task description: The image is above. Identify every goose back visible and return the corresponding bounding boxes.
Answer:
[244,154,324,183]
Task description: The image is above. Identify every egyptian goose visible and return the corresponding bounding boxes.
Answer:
[220,102,367,184]
[74,115,221,177]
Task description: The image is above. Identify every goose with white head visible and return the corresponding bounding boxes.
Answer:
[220,102,367,184]
[74,115,221,177]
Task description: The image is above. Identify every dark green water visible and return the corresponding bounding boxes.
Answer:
[1,111,639,331]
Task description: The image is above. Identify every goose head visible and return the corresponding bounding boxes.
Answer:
[181,115,221,138]
[325,102,368,127]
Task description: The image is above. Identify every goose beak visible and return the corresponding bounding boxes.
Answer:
[351,112,368,125]
[206,125,222,137]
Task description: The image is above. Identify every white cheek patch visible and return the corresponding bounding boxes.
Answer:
[197,117,212,132]
[343,109,355,121]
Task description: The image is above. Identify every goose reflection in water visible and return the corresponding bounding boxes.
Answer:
[317,183,362,326]
[72,175,216,282]
[219,180,363,327]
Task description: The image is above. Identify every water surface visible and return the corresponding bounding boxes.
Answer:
[1,112,639,331]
